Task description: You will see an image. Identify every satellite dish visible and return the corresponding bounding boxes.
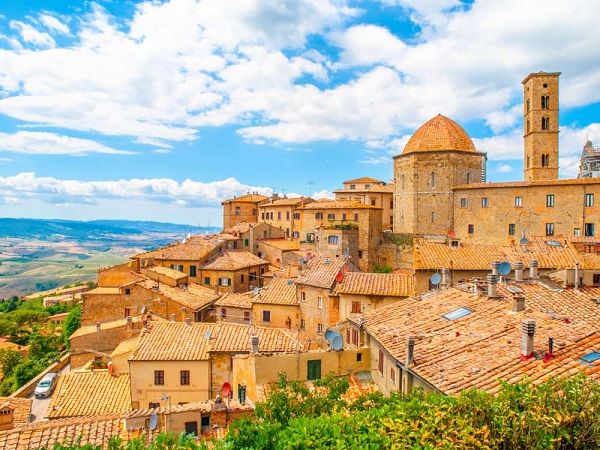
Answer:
[140,305,148,314]
[342,249,350,258]
[520,236,529,245]
[300,258,307,265]
[252,287,260,295]
[331,335,343,351]
[324,329,336,341]
[221,382,232,397]
[498,262,511,276]
[430,273,442,285]
[286,279,294,286]
[335,273,344,283]
[447,230,456,239]
[148,414,158,430]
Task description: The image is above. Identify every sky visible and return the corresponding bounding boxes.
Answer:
[1,0,600,226]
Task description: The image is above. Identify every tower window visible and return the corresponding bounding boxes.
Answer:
[460,197,468,208]
[542,154,550,167]
[526,98,530,112]
[466,172,471,184]
[467,224,474,235]
[401,175,405,190]
[585,193,594,207]
[546,194,554,207]
[526,119,530,133]
[430,172,436,188]
[541,95,550,110]
[431,211,435,223]
[542,117,550,130]
[545,223,555,236]
[481,197,489,208]
[514,196,523,207]
[527,156,530,168]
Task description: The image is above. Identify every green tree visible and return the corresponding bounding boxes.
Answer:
[0,348,22,378]
[62,304,82,347]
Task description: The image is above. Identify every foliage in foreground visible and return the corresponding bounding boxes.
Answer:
[51,374,599,450]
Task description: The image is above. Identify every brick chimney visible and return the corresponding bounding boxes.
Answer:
[514,261,524,282]
[529,260,539,279]
[521,319,536,359]
[512,293,525,312]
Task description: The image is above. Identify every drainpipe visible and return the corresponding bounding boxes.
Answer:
[402,336,415,395]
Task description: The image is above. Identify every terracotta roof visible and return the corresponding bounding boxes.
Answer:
[110,337,140,358]
[202,251,268,271]
[336,183,394,194]
[137,235,221,261]
[259,197,313,207]
[0,398,31,426]
[70,316,142,339]
[47,372,131,419]
[297,199,381,210]
[214,292,253,309]
[124,399,252,419]
[139,280,218,311]
[354,282,600,395]
[255,278,298,305]
[296,256,354,289]
[224,221,261,234]
[343,177,384,184]
[130,322,307,361]
[145,266,187,281]
[413,237,583,271]
[0,415,156,450]
[84,287,120,295]
[454,177,600,190]
[402,114,477,155]
[335,272,414,297]
[221,193,269,204]
[260,239,300,251]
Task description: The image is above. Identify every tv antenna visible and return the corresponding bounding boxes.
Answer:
[307,180,315,197]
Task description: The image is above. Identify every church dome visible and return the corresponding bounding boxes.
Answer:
[402,114,476,155]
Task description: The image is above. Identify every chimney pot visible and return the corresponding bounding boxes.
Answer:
[514,261,524,282]
[521,319,536,358]
[512,293,526,312]
[574,263,580,289]
[487,274,499,297]
[184,317,191,325]
[251,335,260,353]
[529,260,539,279]
[406,336,415,366]
[170,313,176,322]
[491,261,500,276]
[441,268,450,287]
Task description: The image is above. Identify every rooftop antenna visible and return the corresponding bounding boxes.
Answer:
[307,180,315,197]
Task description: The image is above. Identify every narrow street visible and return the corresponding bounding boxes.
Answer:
[28,364,70,423]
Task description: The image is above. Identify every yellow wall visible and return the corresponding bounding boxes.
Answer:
[251,303,300,329]
[337,293,406,323]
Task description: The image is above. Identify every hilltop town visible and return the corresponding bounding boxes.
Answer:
[0,71,598,447]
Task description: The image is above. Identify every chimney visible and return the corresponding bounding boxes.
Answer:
[170,313,176,322]
[487,274,499,298]
[441,268,450,287]
[214,284,219,295]
[126,316,132,327]
[184,317,191,325]
[521,319,536,358]
[512,293,526,312]
[96,322,101,332]
[405,336,415,367]
[529,260,539,279]
[574,263,580,289]
[250,335,259,353]
[491,261,500,276]
[514,261,524,282]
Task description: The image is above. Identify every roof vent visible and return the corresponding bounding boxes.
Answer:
[521,319,536,359]
[512,293,526,312]
[251,335,259,353]
[491,261,500,276]
[514,261,524,282]
[487,274,499,298]
[529,260,539,279]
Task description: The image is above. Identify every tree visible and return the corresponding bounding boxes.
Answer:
[0,348,22,378]
[63,304,82,347]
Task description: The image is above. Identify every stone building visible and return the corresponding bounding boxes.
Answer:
[221,193,269,230]
[334,177,395,231]
[579,140,600,178]
[251,277,300,330]
[258,196,314,237]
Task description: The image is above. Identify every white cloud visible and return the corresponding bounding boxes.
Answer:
[0,172,273,208]
[495,163,514,174]
[313,189,334,199]
[38,14,70,35]
[0,131,135,155]
[9,20,55,48]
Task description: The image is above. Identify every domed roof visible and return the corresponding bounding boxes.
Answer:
[402,114,476,154]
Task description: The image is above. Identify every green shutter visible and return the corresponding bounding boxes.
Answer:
[307,360,321,380]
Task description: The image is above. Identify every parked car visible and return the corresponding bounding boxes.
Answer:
[34,372,58,398]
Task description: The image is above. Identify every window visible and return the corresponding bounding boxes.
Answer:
[401,175,405,190]
[315,212,323,220]
[358,249,363,258]
[342,213,347,221]
[149,402,160,409]
[189,265,196,277]
[431,211,435,223]
[184,422,198,436]
[541,95,550,110]
[242,311,250,323]
[526,98,530,112]
[317,323,324,334]
[307,359,322,380]
[277,212,281,220]
[350,184,356,190]
[262,310,271,323]
[546,194,554,207]
[545,223,554,236]
[378,349,384,373]
[124,307,131,318]
[460,197,468,208]
[390,367,396,383]
[286,211,290,220]
[204,277,210,285]
[300,319,305,330]
[514,196,522,207]
[327,235,339,245]
[353,213,359,221]
[292,231,299,238]
[180,370,190,385]
[219,278,230,286]
[300,291,306,302]
[240,274,245,283]
[593,274,600,286]
[249,272,257,282]
[442,306,473,321]
[390,200,393,208]
[318,297,324,309]
[293,212,300,219]
[542,116,550,130]
[586,193,594,207]
[508,223,516,236]
[466,172,471,184]
[220,308,226,319]
[580,352,600,364]
[352,329,359,346]
[154,370,164,385]
[244,238,249,246]
[481,197,489,207]
[356,352,362,362]
[351,301,361,314]
[574,228,581,237]
[542,154,550,167]
[585,223,595,236]
[124,288,131,295]
[261,212,265,220]
[468,224,474,234]
[526,119,530,133]
[234,207,240,216]
[364,184,371,189]
[370,199,376,206]
[327,213,335,220]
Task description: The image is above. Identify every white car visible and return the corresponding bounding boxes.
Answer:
[34,372,57,398]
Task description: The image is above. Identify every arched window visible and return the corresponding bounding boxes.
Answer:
[542,117,550,130]
[541,95,550,110]
[430,172,436,188]
[526,98,530,112]
[526,119,530,133]
[327,235,339,245]
[466,172,471,184]
[431,211,435,223]
[541,154,550,167]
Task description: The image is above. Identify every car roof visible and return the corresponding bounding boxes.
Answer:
[40,372,57,381]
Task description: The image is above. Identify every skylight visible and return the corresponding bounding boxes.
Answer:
[442,307,473,321]
[580,352,600,364]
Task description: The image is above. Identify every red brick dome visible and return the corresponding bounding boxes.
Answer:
[403,114,476,154]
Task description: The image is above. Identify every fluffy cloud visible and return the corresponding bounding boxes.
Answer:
[38,14,70,35]
[0,172,272,207]
[9,21,55,48]
[0,131,135,155]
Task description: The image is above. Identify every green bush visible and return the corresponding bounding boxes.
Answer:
[63,304,82,347]
[373,264,392,273]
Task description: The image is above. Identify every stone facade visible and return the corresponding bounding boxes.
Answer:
[251,303,300,329]
[221,193,268,230]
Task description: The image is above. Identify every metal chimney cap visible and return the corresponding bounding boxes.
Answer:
[530,260,539,268]
[487,274,498,284]
[514,261,524,269]
[521,319,536,334]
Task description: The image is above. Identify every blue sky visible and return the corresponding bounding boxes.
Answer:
[0,0,599,226]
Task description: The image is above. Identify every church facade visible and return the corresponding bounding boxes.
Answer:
[394,72,600,245]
